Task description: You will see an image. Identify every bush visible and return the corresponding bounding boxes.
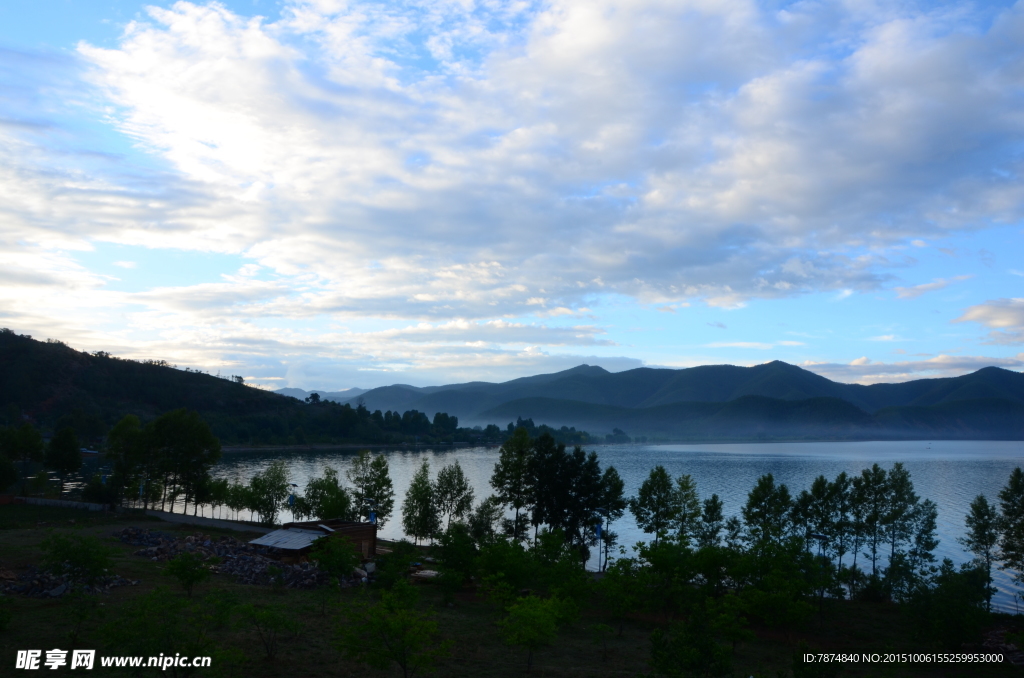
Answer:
[166,552,214,597]
[239,603,299,659]
[40,532,114,585]
[907,559,989,650]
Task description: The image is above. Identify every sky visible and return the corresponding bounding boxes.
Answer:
[1,0,1023,391]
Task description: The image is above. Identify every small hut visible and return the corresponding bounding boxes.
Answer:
[248,519,377,561]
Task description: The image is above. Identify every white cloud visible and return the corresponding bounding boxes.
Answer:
[894,275,972,299]
[3,0,1024,383]
[954,298,1024,344]
[803,354,1024,384]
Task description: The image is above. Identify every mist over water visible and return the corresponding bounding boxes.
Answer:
[207,440,1024,611]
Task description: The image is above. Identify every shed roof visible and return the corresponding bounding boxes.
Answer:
[248,528,326,551]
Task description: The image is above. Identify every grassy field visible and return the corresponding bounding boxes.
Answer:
[0,504,1020,677]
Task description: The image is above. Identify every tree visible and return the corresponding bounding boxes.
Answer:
[598,466,627,568]
[2,423,43,488]
[45,427,81,496]
[402,460,440,544]
[239,603,300,659]
[434,460,474,531]
[105,415,148,507]
[469,495,505,544]
[166,552,213,598]
[742,474,792,546]
[348,450,395,527]
[671,474,701,544]
[959,494,999,611]
[150,410,221,515]
[696,494,725,548]
[629,465,679,545]
[999,467,1024,589]
[248,461,289,525]
[338,581,452,678]
[500,595,559,670]
[490,427,534,540]
[854,464,888,575]
[294,467,352,521]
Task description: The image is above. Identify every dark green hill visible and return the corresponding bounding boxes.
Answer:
[0,329,456,446]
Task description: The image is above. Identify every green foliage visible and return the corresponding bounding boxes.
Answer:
[403,459,440,544]
[590,623,614,661]
[166,552,214,597]
[102,587,237,677]
[238,602,300,659]
[434,460,474,531]
[63,591,101,644]
[649,604,732,678]
[40,532,114,585]
[310,535,360,580]
[629,465,678,545]
[907,558,990,650]
[247,460,289,525]
[999,466,1024,589]
[347,450,395,526]
[45,427,81,495]
[499,595,559,670]
[435,522,478,603]
[293,466,352,521]
[338,581,452,678]
[468,494,505,544]
[598,558,641,635]
[742,473,792,546]
[373,540,419,590]
[490,427,534,540]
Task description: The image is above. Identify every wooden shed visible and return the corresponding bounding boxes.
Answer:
[248,519,377,560]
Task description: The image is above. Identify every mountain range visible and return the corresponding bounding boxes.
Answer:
[4,326,1023,442]
[287,361,1024,439]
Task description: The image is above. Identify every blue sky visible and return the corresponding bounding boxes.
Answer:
[1,0,1023,390]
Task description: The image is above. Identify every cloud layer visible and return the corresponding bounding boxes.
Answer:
[2,0,1024,386]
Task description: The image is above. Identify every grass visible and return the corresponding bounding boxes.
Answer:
[1,504,1021,677]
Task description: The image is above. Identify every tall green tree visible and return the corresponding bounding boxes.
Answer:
[629,465,679,545]
[696,494,725,548]
[998,467,1024,590]
[248,461,290,525]
[105,415,149,507]
[295,467,352,521]
[742,473,792,546]
[347,450,395,527]
[499,595,559,671]
[598,466,627,567]
[959,494,999,611]
[490,427,534,540]
[45,427,81,496]
[854,464,888,575]
[883,462,919,560]
[150,409,221,514]
[434,460,474,531]
[402,460,440,544]
[671,474,701,545]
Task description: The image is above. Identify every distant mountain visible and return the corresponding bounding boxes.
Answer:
[336,360,1024,427]
[274,387,369,403]
[5,326,1023,442]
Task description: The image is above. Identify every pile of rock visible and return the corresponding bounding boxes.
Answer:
[0,566,139,599]
[114,527,356,589]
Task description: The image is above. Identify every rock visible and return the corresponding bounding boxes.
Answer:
[48,584,66,597]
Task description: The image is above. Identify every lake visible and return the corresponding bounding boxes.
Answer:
[205,439,1024,610]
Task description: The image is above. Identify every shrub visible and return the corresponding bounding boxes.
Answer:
[166,552,214,598]
[40,533,114,585]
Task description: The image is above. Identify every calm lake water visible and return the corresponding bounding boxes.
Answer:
[204,440,1024,610]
